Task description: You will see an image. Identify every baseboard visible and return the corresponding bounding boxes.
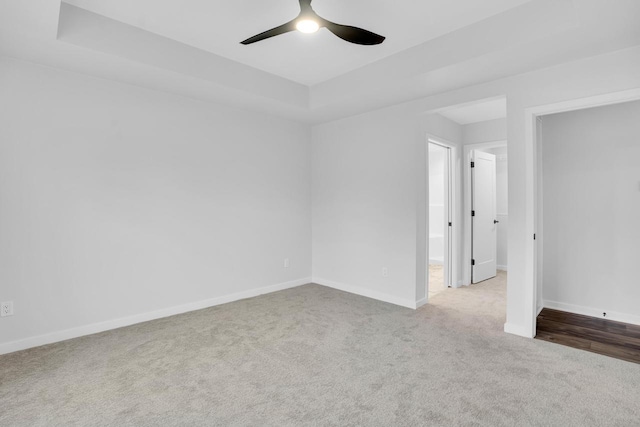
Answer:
[537,305,544,317]
[497,265,508,272]
[0,277,312,356]
[415,297,428,309]
[504,322,534,338]
[312,277,418,309]
[543,300,640,327]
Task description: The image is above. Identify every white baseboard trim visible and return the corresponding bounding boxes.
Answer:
[504,322,534,338]
[313,277,418,309]
[0,277,312,356]
[497,265,508,272]
[537,305,544,317]
[415,297,428,309]
[543,300,640,327]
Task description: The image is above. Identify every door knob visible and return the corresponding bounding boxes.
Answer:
[494,220,500,224]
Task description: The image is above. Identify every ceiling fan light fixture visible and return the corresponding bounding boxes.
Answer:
[240,0,385,46]
[296,19,319,34]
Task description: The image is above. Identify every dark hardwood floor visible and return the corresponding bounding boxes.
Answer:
[536,308,640,364]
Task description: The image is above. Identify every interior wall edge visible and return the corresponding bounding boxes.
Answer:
[504,322,533,338]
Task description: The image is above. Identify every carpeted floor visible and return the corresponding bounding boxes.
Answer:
[2,273,640,426]
[429,264,446,297]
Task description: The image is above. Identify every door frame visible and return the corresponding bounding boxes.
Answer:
[426,135,458,299]
[462,140,506,286]
[523,88,640,338]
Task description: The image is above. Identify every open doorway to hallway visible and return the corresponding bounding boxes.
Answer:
[428,141,452,298]
[425,98,509,324]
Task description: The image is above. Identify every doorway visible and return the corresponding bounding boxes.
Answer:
[428,141,452,297]
[517,88,640,338]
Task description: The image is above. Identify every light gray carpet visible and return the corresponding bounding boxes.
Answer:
[429,264,445,296]
[2,272,640,426]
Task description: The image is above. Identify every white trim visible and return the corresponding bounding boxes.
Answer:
[535,117,544,335]
[522,87,640,340]
[0,277,312,356]
[313,277,418,309]
[525,88,640,117]
[427,138,451,148]
[497,265,508,271]
[504,322,533,338]
[415,297,428,309]
[543,300,640,327]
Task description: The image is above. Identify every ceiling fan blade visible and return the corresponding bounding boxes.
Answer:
[322,20,385,45]
[241,20,297,45]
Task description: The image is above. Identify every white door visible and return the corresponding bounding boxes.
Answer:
[472,150,497,283]
[443,146,452,289]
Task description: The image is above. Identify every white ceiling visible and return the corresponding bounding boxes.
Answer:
[63,0,532,86]
[1,0,640,123]
[438,98,507,125]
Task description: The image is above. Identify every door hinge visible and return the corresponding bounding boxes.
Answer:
[471,210,475,217]
[471,161,475,168]
[472,259,476,266]
[448,222,452,227]
[534,234,536,240]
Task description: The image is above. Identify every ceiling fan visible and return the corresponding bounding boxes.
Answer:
[241,0,385,46]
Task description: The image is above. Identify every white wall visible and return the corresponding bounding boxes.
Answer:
[311,110,419,308]
[312,111,462,307]
[0,58,312,352]
[311,45,640,337]
[541,100,640,324]
[2,43,639,350]
[462,118,507,145]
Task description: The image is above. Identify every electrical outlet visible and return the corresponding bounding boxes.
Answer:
[382,267,389,277]
[1,301,14,317]
[284,258,290,268]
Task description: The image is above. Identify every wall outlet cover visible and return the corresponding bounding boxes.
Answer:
[1,301,14,317]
